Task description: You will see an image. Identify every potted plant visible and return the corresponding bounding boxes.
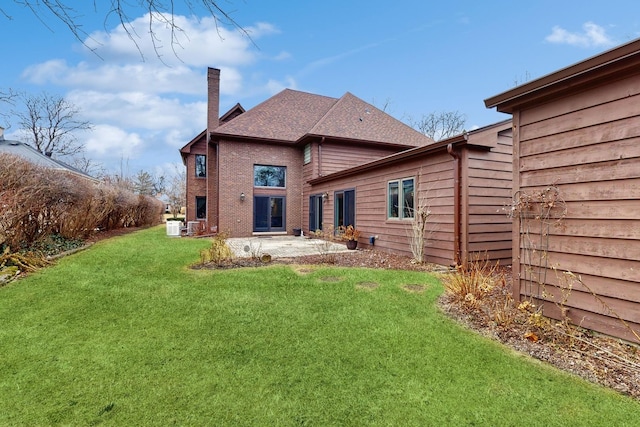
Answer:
[338,225,360,250]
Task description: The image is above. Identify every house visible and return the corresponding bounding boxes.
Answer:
[485,38,640,343]
[0,127,98,182]
[181,68,513,265]
[306,120,513,266]
[180,68,433,236]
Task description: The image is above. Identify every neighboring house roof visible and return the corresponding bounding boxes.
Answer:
[0,131,98,182]
[485,37,640,113]
[212,89,433,148]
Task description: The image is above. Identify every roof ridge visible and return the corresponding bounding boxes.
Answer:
[304,92,345,136]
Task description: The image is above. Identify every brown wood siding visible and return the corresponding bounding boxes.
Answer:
[514,73,640,343]
[463,131,514,265]
[319,142,401,176]
[308,152,457,266]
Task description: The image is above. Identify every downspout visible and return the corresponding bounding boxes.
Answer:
[447,142,462,266]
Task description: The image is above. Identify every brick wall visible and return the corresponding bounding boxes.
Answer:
[217,139,303,237]
[184,137,208,223]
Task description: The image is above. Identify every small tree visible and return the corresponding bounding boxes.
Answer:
[407,111,466,141]
[408,192,432,264]
[132,170,164,196]
[164,166,186,218]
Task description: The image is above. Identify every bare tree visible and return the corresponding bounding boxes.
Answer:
[0,88,17,127]
[13,91,92,157]
[1,1,249,58]
[407,111,466,141]
[68,153,106,178]
[164,165,186,218]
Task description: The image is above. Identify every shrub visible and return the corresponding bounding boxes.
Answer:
[442,254,504,307]
[199,233,234,265]
[0,154,163,251]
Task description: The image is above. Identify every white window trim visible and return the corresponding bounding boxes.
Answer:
[387,177,415,220]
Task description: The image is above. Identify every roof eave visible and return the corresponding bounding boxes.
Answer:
[485,38,640,113]
[309,134,467,185]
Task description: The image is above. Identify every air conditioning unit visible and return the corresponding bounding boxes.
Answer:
[166,221,181,237]
[187,221,200,236]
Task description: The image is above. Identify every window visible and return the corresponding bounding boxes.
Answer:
[196,196,206,219]
[195,154,206,177]
[334,189,355,229]
[254,165,286,188]
[388,178,414,219]
[303,144,311,164]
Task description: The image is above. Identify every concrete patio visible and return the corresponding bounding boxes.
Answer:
[226,235,352,258]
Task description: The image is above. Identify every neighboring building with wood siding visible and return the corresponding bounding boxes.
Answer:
[181,67,513,267]
[485,38,640,343]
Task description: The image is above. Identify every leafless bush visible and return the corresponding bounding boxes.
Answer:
[0,154,163,251]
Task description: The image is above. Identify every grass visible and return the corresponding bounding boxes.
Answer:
[1,226,639,426]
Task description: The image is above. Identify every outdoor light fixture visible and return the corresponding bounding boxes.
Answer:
[322,192,329,202]
[240,192,245,201]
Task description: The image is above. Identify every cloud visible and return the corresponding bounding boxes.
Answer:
[545,22,615,48]
[17,13,285,174]
[81,124,145,158]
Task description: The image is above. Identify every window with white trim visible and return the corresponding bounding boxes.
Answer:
[388,177,414,219]
[303,144,311,164]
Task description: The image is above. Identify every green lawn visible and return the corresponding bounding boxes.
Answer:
[1,226,639,426]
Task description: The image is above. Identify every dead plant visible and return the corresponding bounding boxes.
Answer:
[311,224,338,264]
[442,253,504,307]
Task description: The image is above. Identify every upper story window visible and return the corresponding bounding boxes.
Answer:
[303,144,311,164]
[388,177,414,219]
[254,165,286,188]
[195,154,206,177]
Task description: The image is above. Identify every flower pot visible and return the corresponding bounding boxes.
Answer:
[346,239,358,250]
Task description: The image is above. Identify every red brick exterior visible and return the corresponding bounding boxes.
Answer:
[215,140,303,237]
[184,135,207,224]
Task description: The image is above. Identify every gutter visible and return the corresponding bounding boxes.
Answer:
[447,141,462,266]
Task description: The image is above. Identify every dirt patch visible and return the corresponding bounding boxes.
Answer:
[403,284,427,293]
[291,266,316,275]
[319,276,342,283]
[356,281,379,291]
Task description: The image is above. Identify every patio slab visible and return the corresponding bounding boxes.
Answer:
[226,235,351,258]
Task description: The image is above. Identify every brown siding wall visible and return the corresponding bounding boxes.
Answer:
[463,131,514,265]
[216,140,303,237]
[308,153,457,266]
[319,142,402,176]
[514,73,640,343]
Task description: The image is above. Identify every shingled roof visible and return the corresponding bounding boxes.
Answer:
[0,129,98,182]
[212,89,432,147]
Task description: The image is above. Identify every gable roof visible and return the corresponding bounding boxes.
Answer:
[485,37,640,113]
[213,89,338,142]
[212,89,433,147]
[179,103,246,160]
[306,92,430,147]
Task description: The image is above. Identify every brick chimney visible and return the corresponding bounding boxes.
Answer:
[207,67,221,134]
